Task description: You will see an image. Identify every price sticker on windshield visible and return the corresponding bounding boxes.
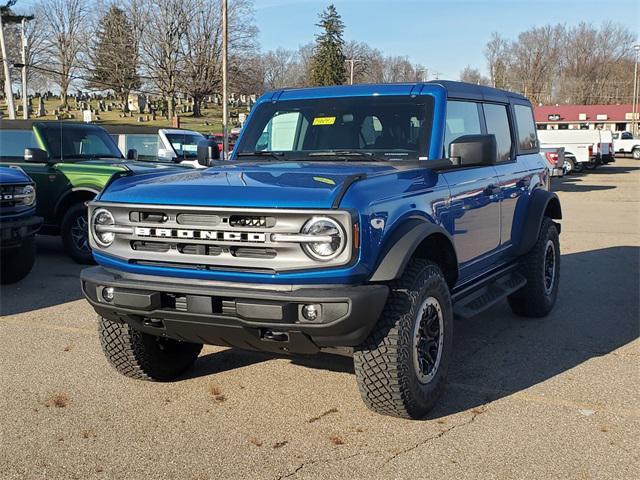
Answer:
[312,116,336,126]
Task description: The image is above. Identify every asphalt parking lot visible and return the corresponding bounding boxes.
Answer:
[1,158,638,480]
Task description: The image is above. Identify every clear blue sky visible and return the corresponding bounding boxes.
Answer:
[255,0,640,79]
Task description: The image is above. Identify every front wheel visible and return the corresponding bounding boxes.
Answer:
[508,217,560,318]
[353,259,453,419]
[61,202,94,264]
[0,237,36,284]
[98,316,203,381]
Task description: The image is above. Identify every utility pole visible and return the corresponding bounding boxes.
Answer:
[346,58,359,85]
[221,0,229,159]
[0,12,16,119]
[632,44,640,137]
[21,17,27,119]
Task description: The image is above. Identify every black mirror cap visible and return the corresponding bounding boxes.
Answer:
[197,139,221,167]
[126,149,138,160]
[24,147,49,163]
[449,134,498,167]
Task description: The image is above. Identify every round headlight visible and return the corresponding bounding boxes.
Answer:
[92,208,115,247]
[301,217,345,261]
[19,185,36,206]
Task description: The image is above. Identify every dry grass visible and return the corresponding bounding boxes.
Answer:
[308,407,338,423]
[44,393,70,408]
[248,437,263,447]
[329,434,345,445]
[208,384,226,403]
[272,441,288,449]
[81,429,97,439]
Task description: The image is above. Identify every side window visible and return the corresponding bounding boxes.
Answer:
[514,104,538,151]
[483,103,513,162]
[0,130,37,159]
[444,101,481,156]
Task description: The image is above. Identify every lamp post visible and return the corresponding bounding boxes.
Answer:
[221,0,228,160]
[632,44,640,137]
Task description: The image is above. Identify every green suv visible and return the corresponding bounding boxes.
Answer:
[0,121,188,263]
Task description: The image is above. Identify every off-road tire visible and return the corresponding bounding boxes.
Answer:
[0,237,36,284]
[61,202,94,264]
[508,217,560,318]
[98,316,203,381]
[353,259,453,419]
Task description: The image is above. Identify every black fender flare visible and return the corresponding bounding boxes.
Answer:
[54,187,100,217]
[513,189,562,256]
[370,218,458,283]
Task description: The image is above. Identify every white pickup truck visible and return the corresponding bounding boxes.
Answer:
[537,129,600,173]
[612,131,640,159]
[111,128,207,167]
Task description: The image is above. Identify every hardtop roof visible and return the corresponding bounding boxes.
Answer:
[261,80,530,105]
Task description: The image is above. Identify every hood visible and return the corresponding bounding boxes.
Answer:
[99,161,399,208]
[0,166,32,184]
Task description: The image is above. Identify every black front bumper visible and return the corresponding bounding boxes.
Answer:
[0,216,42,250]
[81,267,389,354]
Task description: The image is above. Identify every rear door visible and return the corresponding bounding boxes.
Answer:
[440,100,501,276]
[482,102,528,252]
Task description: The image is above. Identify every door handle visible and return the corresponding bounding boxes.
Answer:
[484,185,501,196]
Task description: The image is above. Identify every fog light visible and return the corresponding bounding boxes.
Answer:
[102,287,115,303]
[302,304,320,321]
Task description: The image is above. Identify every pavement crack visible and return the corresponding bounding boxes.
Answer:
[383,406,487,467]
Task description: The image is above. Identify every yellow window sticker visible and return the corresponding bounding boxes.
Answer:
[312,116,336,126]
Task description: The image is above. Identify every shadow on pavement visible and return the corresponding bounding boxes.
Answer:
[185,246,639,418]
[0,236,84,316]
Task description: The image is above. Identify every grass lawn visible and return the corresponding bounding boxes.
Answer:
[1,97,245,134]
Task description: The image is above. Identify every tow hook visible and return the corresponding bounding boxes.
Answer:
[261,330,289,342]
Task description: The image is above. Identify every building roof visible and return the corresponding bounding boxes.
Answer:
[534,104,632,123]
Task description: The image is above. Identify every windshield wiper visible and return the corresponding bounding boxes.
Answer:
[236,151,285,160]
[307,150,381,161]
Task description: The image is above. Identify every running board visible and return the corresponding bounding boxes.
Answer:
[452,271,526,319]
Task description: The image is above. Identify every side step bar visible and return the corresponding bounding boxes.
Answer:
[452,269,526,319]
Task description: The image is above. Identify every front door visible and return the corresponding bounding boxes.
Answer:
[440,100,501,277]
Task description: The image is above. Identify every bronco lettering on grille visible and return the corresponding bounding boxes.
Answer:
[133,227,266,243]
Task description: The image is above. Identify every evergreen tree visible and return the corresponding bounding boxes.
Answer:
[309,4,346,86]
[89,4,140,111]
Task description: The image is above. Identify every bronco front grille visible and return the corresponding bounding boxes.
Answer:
[88,202,353,272]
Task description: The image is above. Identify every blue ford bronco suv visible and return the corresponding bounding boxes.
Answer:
[1,165,41,284]
[81,81,561,418]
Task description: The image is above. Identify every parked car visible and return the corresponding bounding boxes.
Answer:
[612,131,640,159]
[540,147,565,176]
[109,127,207,167]
[80,81,561,419]
[537,129,601,172]
[0,165,42,284]
[0,121,189,263]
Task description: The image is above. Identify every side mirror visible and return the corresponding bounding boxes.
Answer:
[24,148,49,163]
[449,134,497,167]
[197,139,220,167]
[126,149,138,160]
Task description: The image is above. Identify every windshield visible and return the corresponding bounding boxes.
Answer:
[236,95,434,161]
[38,124,123,160]
[166,132,205,159]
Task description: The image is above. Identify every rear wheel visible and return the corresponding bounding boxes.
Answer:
[508,217,560,318]
[353,259,453,419]
[632,148,640,160]
[563,156,575,174]
[572,161,584,173]
[61,202,94,264]
[0,237,36,284]
[98,316,203,381]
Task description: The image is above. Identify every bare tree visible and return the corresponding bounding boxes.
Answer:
[485,32,508,89]
[459,65,490,85]
[139,0,191,118]
[37,0,89,106]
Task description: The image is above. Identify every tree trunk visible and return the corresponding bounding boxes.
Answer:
[167,95,175,119]
[192,95,202,117]
[122,91,130,113]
